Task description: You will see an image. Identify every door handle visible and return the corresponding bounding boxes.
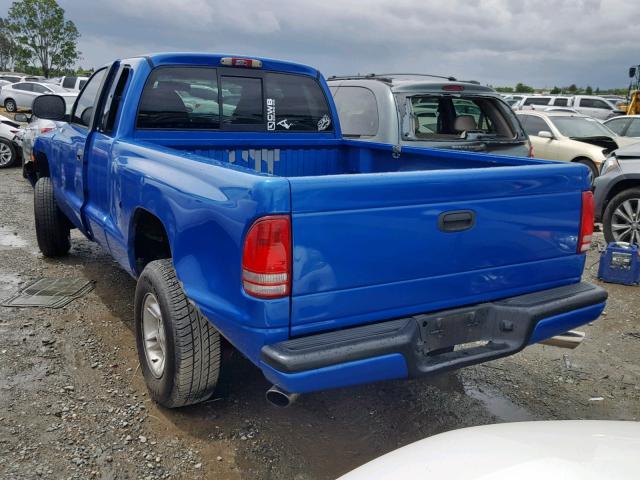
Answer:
[76,149,84,161]
[438,210,476,232]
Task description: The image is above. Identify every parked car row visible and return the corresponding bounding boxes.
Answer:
[513,94,624,120]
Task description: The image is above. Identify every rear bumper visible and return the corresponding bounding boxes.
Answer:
[260,282,607,393]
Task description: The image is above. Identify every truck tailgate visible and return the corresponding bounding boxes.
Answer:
[288,163,590,335]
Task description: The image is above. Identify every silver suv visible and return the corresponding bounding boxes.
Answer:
[327,74,530,157]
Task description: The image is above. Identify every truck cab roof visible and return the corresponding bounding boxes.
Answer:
[327,74,497,95]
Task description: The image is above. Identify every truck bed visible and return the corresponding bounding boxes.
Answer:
[135,133,545,177]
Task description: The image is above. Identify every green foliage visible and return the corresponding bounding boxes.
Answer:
[550,86,561,94]
[6,0,80,77]
[585,85,593,95]
[494,86,514,93]
[514,82,534,93]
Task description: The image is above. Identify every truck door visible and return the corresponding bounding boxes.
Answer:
[83,64,131,253]
[49,67,112,231]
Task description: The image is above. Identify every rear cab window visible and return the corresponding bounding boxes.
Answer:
[137,67,333,132]
[407,95,519,141]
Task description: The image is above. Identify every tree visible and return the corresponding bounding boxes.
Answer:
[515,82,534,93]
[567,84,578,94]
[550,86,561,94]
[585,85,593,95]
[7,0,80,77]
[495,86,514,93]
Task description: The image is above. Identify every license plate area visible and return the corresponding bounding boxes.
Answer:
[413,304,527,358]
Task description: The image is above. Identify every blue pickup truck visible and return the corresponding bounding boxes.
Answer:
[29,53,606,408]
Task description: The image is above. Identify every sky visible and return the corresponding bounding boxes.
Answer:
[0,0,636,88]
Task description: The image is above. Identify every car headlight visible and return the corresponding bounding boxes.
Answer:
[600,155,621,175]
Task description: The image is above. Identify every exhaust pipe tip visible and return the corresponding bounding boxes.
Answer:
[266,385,299,407]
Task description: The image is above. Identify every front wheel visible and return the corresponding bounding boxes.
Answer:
[0,138,17,168]
[603,188,640,246]
[134,259,221,408]
[34,177,70,257]
[4,98,16,112]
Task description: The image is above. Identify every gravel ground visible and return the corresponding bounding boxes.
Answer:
[1,165,639,479]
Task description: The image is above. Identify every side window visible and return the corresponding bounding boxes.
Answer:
[71,68,107,127]
[14,83,33,91]
[591,99,612,110]
[521,116,549,136]
[79,79,87,89]
[605,118,630,135]
[580,98,594,108]
[333,86,378,136]
[524,97,551,106]
[32,84,49,94]
[137,67,219,129]
[99,67,131,134]
[221,76,263,126]
[62,77,76,89]
[265,73,332,131]
[625,119,640,137]
[553,98,568,106]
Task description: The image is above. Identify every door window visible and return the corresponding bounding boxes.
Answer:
[553,98,568,106]
[332,86,378,136]
[580,98,612,109]
[71,68,107,127]
[31,84,49,94]
[625,119,640,137]
[520,115,549,136]
[523,97,551,106]
[605,118,630,135]
[62,77,77,89]
[13,83,33,91]
[99,67,131,134]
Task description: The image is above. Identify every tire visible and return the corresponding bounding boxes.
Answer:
[0,138,16,168]
[134,259,221,408]
[4,98,16,113]
[34,177,71,257]
[574,158,598,186]
[603,187,640,246]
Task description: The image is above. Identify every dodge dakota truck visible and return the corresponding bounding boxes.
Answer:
[29,53,606,409]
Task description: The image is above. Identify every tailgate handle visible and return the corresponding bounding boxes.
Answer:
[438,210,475,232]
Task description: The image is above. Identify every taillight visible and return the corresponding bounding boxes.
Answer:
[578,191,594,253]
[442,85,464,92]
[242,215,291,299]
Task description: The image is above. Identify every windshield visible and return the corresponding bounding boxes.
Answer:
[408,95,517,141]
[550,116,616,138]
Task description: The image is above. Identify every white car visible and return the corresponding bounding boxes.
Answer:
[0,114,22,168]
[516,111,638,180]
[58,76,89,92]
[0,81,76,113]
[603,114,640,139]
[339,421,640,480]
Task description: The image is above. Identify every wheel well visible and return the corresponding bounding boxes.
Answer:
[571,156,596,167]
[132,210,171,274]
[4,97,14,105]
[34,151,50,178]
[604,179,640,209]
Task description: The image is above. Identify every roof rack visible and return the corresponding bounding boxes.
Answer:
[327,73,457,83]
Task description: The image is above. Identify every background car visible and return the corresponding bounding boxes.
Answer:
[603,115,640,139]
[58,75,89,91]
[0,81,75,112]
[328,74,531,157]
[514,95,572,110]
[594,144,640,245]
[0,73,44,83]
[569,95,624,120]
[516,111,638,180]
[338,421,640,480]
[0,114,23,168]
[15,93,77,182]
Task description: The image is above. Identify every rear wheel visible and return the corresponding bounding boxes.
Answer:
[0,138,16,168]
[603,188,640,246]
[34,177,70,257]
[4,98,16,113]
[134,259,221,408]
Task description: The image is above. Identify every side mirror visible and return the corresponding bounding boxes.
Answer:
[538,130,554,139]
[32,94,66,121]
[13,113,30,123]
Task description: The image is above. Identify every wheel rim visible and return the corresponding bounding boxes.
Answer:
[142,293,167,378]
[611,197,640,245]
[6,101,14,111]
[0,143,13,166]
